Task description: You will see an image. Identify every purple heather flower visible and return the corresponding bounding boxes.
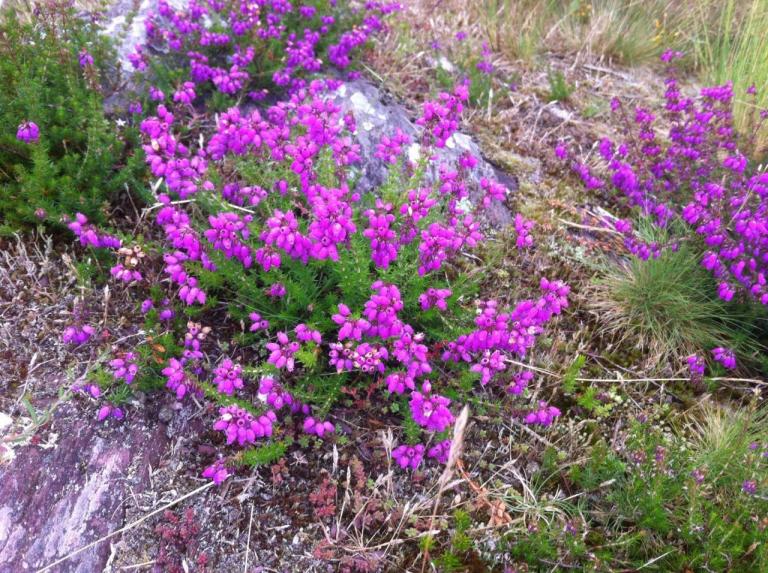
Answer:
[513,214,535,249]
[392,444,424,470]
[162,358,192,400]
[258,377,295,410]
[712,347,736,370]
[295,323,321,344]
[364,201,398,268]
[418,287,452,311]
[62,324,95,345]
[16,121,40,144]
[249,312,270,332]
[524,401,561,426]
[149,86,165,101]
[67,213,121,249]
[332,304,370,341]
[110,352,138,384]
[375,129,411,164]
[427,439,451,464]
[213,358,244,395]
[687,354,706,384]
[78,48,94,68]
[202,460,231,485]
[266,331,300,371]
[742,479,757,495]
[97,404,124,422]
[471,349,506,385]
[214,405,276,445]
[268,282,287,298]
[507,371,533,395]
[303,416,334,438]
[173,82,197,105]
[480,178,507,208]
[416,84,468,148]
[410,387,454,432]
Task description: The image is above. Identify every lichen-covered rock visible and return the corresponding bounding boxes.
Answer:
[330,80,517,227]
[0,407,168,572]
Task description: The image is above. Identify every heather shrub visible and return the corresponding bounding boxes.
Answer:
[600,405,768,570]
[563,51,768,369]
[127,0,399,111]
[59,0,567,483]
[0,1,142,233]
[70,80,567,480]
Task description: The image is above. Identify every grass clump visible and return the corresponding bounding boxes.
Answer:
[590,244,762,362]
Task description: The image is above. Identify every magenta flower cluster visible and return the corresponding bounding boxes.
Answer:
[214,405,276,445]
[213,358,244,395]
[565,51,768,305]
[16,121,40,144]
[110,352,139,384]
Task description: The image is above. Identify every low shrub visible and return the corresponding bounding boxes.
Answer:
[0,1,142,233]
[563,51,768,370]
[57,0,568,485]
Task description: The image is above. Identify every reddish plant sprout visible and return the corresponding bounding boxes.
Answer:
[309,474,337,518]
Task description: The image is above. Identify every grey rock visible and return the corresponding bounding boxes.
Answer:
[329,80,516,227]
[0,409,169,573]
